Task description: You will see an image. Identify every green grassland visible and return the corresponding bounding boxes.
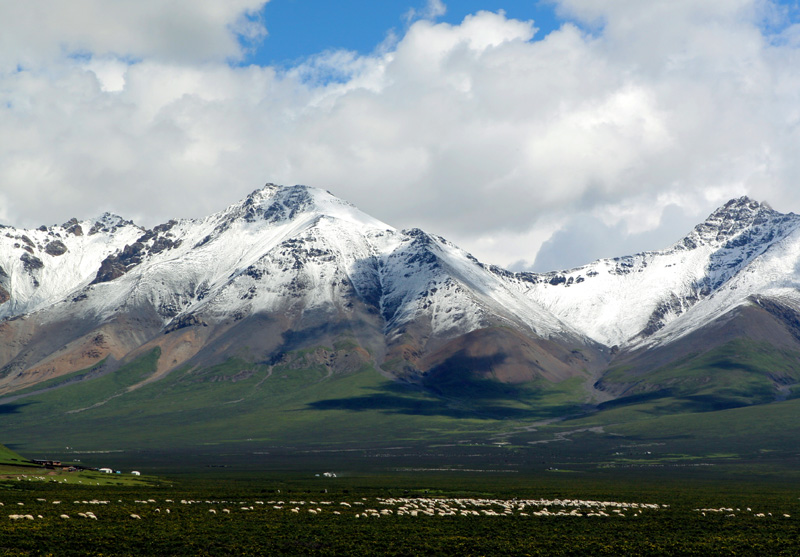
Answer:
[0,342,589,457]
[601,339,800,411]
[0,444,35,475]
[3,336,800,479]
[0,444,28,466]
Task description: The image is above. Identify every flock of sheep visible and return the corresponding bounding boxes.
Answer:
[3,478,794,524]
[694,507,791,519]
[5,495,669,522]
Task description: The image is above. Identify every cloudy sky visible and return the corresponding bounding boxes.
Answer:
[2,1,800,272]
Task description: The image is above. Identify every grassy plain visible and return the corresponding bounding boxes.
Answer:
[1,470,799,556]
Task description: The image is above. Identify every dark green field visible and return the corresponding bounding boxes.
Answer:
[1,470,799,556]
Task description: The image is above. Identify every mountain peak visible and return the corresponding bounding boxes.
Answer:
[88,212,139,235]
[685,196,781,248]
[708,196,771,220]
[224,183,392,232]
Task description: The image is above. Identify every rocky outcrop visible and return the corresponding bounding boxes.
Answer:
[45,240,68,256]
[20,253,43,272]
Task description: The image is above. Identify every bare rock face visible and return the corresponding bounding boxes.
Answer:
[91,242,145,284]
[164,314,207,334]
[62,218,84,237]
[0,264,8,303]
[20,253,43,272]
[91,256,128,284]
[45,240,68,256]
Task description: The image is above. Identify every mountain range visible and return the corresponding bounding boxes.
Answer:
[2,185,800,461]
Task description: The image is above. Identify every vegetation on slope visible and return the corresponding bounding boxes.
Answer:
[598,339,800,412]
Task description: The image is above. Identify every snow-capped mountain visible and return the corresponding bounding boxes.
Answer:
[495,197,800,349]
[0,184,598,394]
[1,185,591,340]
[1,186,799,403]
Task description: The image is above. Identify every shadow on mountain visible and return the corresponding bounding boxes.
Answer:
[423,352,534,400]
[0,401,35,415]
[596,389,755,415]
[308,381,579,421]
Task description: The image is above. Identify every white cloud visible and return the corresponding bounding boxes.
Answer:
[405,0,448,24]
[0,0,268,70]
[423,0,447,20]
[1,3,800,271]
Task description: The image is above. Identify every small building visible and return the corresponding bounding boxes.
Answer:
[131,471,141,476]
[98,468,113,474]
[32,459,62,468]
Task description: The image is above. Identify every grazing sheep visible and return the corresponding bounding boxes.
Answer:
[130,514,141,520]
[60,514,70,519]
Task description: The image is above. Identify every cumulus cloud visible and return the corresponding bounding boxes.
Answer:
[1,2,800,271]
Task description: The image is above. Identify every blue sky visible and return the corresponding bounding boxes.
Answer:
[3,1,800,271]
[247,1,563,66]
[246,0,800,68]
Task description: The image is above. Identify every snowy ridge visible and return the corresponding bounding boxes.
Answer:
[496,197,800,348]
[70,185,399,324]
[1,188,799,357]
[0,214,143,319]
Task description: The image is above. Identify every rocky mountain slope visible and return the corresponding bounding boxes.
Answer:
[1,186,800,417]
[0,185,602,397]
